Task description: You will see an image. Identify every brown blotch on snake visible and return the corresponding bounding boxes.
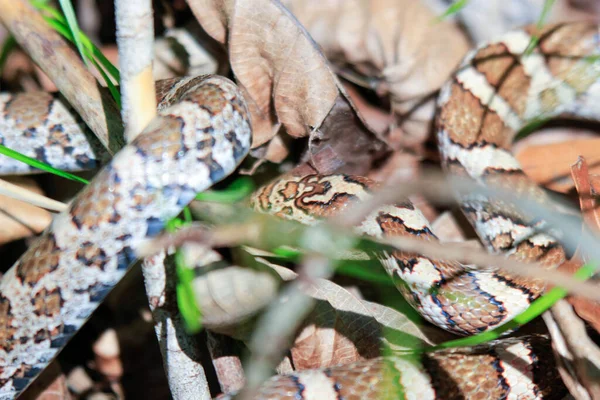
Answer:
[15,235,61,286]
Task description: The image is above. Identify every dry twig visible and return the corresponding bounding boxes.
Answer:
[143,211,600,304]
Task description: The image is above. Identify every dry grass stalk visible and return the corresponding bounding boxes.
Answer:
[0,178,67,212]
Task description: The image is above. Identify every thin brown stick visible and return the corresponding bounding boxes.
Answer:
[0,0,124,153]
[332,169,599,266]
[140,213,600,304]
[377,234,600,301]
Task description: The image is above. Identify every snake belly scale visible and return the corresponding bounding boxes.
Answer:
[0,22,599,399]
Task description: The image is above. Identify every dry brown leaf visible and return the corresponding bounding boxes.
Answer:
[292,279,383,369]
[342,82,395,137]
[516,134,600,192]
[558,157,600,334]
[0,176,52,245]
[189,0,388,174]
[197,249,444,371]
[279,0,470,148]
[572,157,600,231]
[291,278,450,370]
[193,264,282,336]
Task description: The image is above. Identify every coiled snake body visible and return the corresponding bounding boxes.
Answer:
[1,22,599,399]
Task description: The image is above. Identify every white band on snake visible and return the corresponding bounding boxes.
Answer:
[1,22,599,399]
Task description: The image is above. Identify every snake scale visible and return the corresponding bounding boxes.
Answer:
[0,22,599,399]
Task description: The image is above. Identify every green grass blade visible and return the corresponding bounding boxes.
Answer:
[523,36,540,56]
[32,1,120,87]
[31,0,60,18]
[39,2,121,82]
[516,115,550,140]
[337,262,396,286]
[0,145,89,184]
[537,0,557,28]
[86,38,120,82]
[175,248,203,333]
[426,262,597,352]
[90,55,121,106]
[271,246,302,259]
[57,0,87,66]
[183,206,193,223]
[523,0,557,55]
[437,0,469,21]
[32,1,121,82]
[166,215,203,333]
[195,177,255,203]
[40,16,120,105]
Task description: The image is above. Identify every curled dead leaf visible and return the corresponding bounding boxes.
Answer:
[292,279,383,369]
[190,0,388,174]
[194,242,447,372]
[291,277,454,370]
[280,0,471,148]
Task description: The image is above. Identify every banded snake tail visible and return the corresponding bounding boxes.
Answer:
[0,22,598,400]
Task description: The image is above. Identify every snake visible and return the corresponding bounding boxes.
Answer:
[0,21,599,399]
[0,75,252,398]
